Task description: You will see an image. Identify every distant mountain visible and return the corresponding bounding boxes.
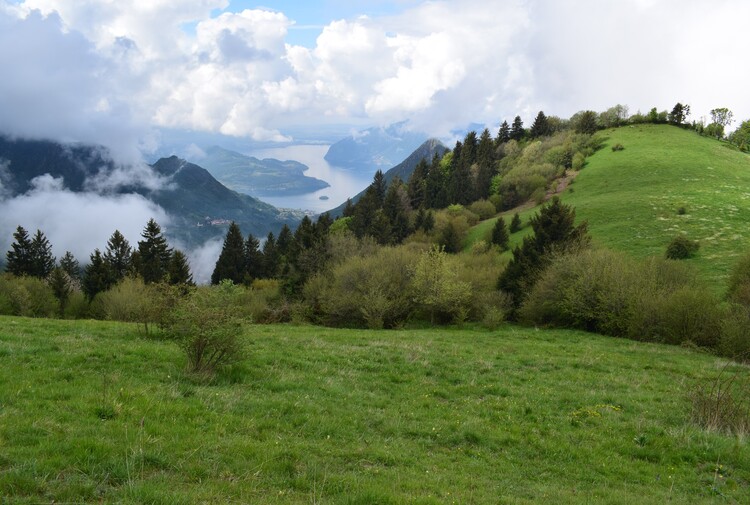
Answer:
[197,146,329,197]
[0,136,302,247]
[324,122,428,170]
[327,138,449,217]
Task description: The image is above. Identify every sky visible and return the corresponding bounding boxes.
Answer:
[1,0,750,279]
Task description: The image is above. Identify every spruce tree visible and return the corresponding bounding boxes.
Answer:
[530,111,550,138]
[407,158,429,209]
[29,230,55,279]
[48,267,72,315]
[475,128,495,200]
[103,230,132,282]
[383,179,411,244]
[244,233,263,282]
[138,219,172,284]
[424,153,447,208]
[82,249,113,300]
[262,232,279,278]
[510,212,522,233]
[371,170,387,207]
[491,217,510,251]
[211,222,246,285]
[168,250,194,286]
[59,251,81,280]
[510,116,525,141]
[496,120,511,145]
[5,225,33,276]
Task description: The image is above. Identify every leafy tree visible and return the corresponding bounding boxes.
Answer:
[491,217,510,250]
[599,104,629,128]
[668,103,690,126]
[510,212,522,233]
[59,251,81,281]
[103,230,132,281]
[168,250,194,286]
[138,219,172,284]
[496,120,511,145]
[82,249,113,300]
[510,116,525,141]
[729,119,750,151]
[530,111,550,138]
[710,107,734,129]
[5,225,33,276]
[573,110,599,134]
[211,222,246,285]
[498,197,589,311]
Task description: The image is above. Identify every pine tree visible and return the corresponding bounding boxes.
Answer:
[5,225,33,276]
[530,111,550,138]
[59,251,81,281]
[342,199,355,218]
[261,232,279,278]
[244,233,263,282]
[510,116,525,141]
[407,158,429,209]
[475,128,495,200]
[168,250,194,286]
[138,219,172,284]
[425,153,447,209]
[491,217,510,251]
[29,230,55,279]
[371,170,387,207]
[449,141,472,205]
[82,249,113,300]
[383,179,411,244]
[496,120,511,145]
[103,230,132,282]
[211,222,246,285]
[510,213,522,233]
[461,131,478,169]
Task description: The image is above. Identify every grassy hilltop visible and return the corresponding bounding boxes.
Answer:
[471,124,750,291]
[1,316,748,503]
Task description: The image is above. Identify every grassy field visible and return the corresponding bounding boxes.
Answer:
[1,316,748,503]
[468,125,750,291]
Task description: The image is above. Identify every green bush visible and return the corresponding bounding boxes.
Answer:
[411,246,472,324]
[468,200,497,220]
[718,306,750,361]
[161,286,244,376]
[91,277,155,323]
[726,252,750,308]
[0,274,57,318]
[611,143,625,152]
[666,235,700,259]
[690,364,750,436]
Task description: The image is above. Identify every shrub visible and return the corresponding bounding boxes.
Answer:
[665,235,699,259]
[718,306,750,361]
[611,143,625,152]
[0,274,57,318]
[161,287,244,376]
[509,213,522,233]
[91,277,156,323]
[727,252,750,308]
[468,200,497,220]
[659,287,723,347]
[411,246,472,324]
[690,364,750,435]
[571,152,586,171]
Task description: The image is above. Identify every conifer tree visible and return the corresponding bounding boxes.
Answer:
[530,111,550,138]
[168,250,194,286]
[475,128,495,200]
[59,251,81,280]
[5,225,33,276]
[371,170,387,207]
[510,116,525,141]
[449,141,472,205]
[510,212,522,233]
[244,233,264,282]
[491,217,510,251]
[383,179,411,244]
[496,120,511,145]
[82,249,113,300]
[261,232,278,278]
[48,266,72,315]
[342,198,355,218]
[138,219,172,284]
[29,230,55,279]
[103,230,132,282]
[211,222,246,285]
[407,157,429,209]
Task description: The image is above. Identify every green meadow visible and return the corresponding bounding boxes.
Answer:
[1,316,748,503]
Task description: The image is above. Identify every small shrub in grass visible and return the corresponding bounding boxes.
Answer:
[161,287,244,376]
[718,306,750,361]
[677,206,687,215]
[468,199,496,220]
[659,287,723,347]
[611,143,625,151]
[727,252,750,308]
[665,235,700,259]
[509,213,522,233]
[690,364,750,436]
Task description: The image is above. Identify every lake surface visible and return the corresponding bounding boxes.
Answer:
[250,145,374,214]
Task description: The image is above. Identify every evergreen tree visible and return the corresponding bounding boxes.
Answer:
[59,251,81,281]
[350,188,379,238]
[342,199,355,218]
[211,222,246,285]
[422,210,435,232]
[491,217,510,251]
[498,197,589,311]
[103,230,132,281]
[448,141,472,205]
[440,220,463,253]
[383,179,411,244]
[461,131,478,168]
[371,170,387,207]
[510,116,525,141]
[573,110,599,134]
[496,120,511,145]
[475,128,495,200]
[48,266,72,315]
[425,153,448,208]
[82,249,113,300]
[29,230,55,279]
[5,225,33,276]
[244,233,264,282]
[262,232,279,278]
[530,111,550,138]
[276,224,295,261]
[168,249,194,286]
[371,210,393,245]
[138,219,172,284]
[510,212,522,233]
[407,157,429,209]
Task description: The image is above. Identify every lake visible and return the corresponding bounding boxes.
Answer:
[250,145,374,214]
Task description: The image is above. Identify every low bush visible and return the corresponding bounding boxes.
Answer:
[726,252,750,308]
[665,235,700,259]
[690,363,750,436]
[0,274,58,318]
[411,246,472,324]
[468,200,497,220]
[611,143,625,151]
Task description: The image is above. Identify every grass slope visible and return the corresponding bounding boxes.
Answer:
[1,316,748,503]
[468,125,750,290]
